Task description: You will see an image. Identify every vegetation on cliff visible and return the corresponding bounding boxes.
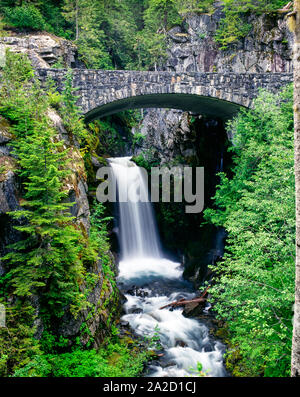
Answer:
[0,0,290,68]
[0,51,149,377]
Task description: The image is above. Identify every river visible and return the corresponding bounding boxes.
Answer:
[109,157,226,377]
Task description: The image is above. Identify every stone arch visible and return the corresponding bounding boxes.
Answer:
[84,93,243,122]
[35,69,293,121]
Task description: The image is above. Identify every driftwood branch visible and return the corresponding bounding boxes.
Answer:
[159,286,210,310]
[278,2,293,13]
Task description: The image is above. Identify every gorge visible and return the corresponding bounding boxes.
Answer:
[0,0,297,379]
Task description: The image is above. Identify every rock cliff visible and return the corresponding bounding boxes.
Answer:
[0,34,80,68]
[166,9,293,74]
[139,7,293,161]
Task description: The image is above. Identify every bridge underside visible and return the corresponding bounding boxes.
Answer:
[84,93,243,122]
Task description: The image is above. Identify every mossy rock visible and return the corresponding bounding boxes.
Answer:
[97,156,109,166]
[120,336,135,345]
[107,352,121,366]
[0,116,13,142]
[0,156,16,182]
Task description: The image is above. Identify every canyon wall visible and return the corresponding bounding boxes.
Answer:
[138,8,293,162]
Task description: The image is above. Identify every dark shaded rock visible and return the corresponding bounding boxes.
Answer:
[183,301,206,318]
[126,286,149,298]
[175,340,187,347]
[128,307,143,314]
[168,26,190,44]
[0,171,19,215]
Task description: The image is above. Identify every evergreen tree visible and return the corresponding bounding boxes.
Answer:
[144,0,180,33]
[60,69,88,143]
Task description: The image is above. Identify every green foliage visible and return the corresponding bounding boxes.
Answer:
[83,110,140,185]
[132,149,161,171]
[0,1,291,66]
[215,10,251,50]
[214,0,288,49]
[0,1,188,69]
[61,0,148,69]
[2,4,46,30]
[87,119,125,156]
[39,330,73,354]
[2,48,34,83]
[189,361,210,377]
[89,201,116,287]
[60,69,88,144]
[12,320,165,377]
[0,50,143,378]
[132,132,145,150]
[62,0,113,68]
[144,0,181,32]
[144,324,162,350]
[176,0,215,14]
[137,0,182,69]
[0,52,88,319]
[51,57,65,69]
[204,85,295,377]
[13,338,149,377]
[0,1,72,38]
[0,15,6,36]
[0,302,40,376]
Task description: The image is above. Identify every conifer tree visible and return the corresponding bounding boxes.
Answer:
[0,52,87,318]
[60,69,88,144]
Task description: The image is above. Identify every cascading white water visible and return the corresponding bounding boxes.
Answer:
[109,157,226,377]
[109,157,161,259]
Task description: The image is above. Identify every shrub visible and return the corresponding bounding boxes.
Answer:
[204,85,295,376]
[13,341,148,377]
[3,5,46,31]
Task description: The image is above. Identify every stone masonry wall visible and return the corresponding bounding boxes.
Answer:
[36,68,292,119]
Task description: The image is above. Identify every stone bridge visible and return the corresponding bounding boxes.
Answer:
[36,69,293,121]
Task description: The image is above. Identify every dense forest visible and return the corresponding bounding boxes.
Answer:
[0,0,290,68]
[0,0,299,380]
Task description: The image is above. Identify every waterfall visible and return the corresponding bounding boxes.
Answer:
[108,157,161,259]
[109,156,226,377]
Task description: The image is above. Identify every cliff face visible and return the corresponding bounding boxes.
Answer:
[166,10,293,74]
[0,117,20,278]
[0,34,80,68]
[139,8,293,162]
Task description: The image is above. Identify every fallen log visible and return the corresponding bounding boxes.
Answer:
[278,2,293,13]
[159,286,210,310]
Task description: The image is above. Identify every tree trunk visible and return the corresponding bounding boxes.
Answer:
[292,0,300,377]
[75,0,79,41]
